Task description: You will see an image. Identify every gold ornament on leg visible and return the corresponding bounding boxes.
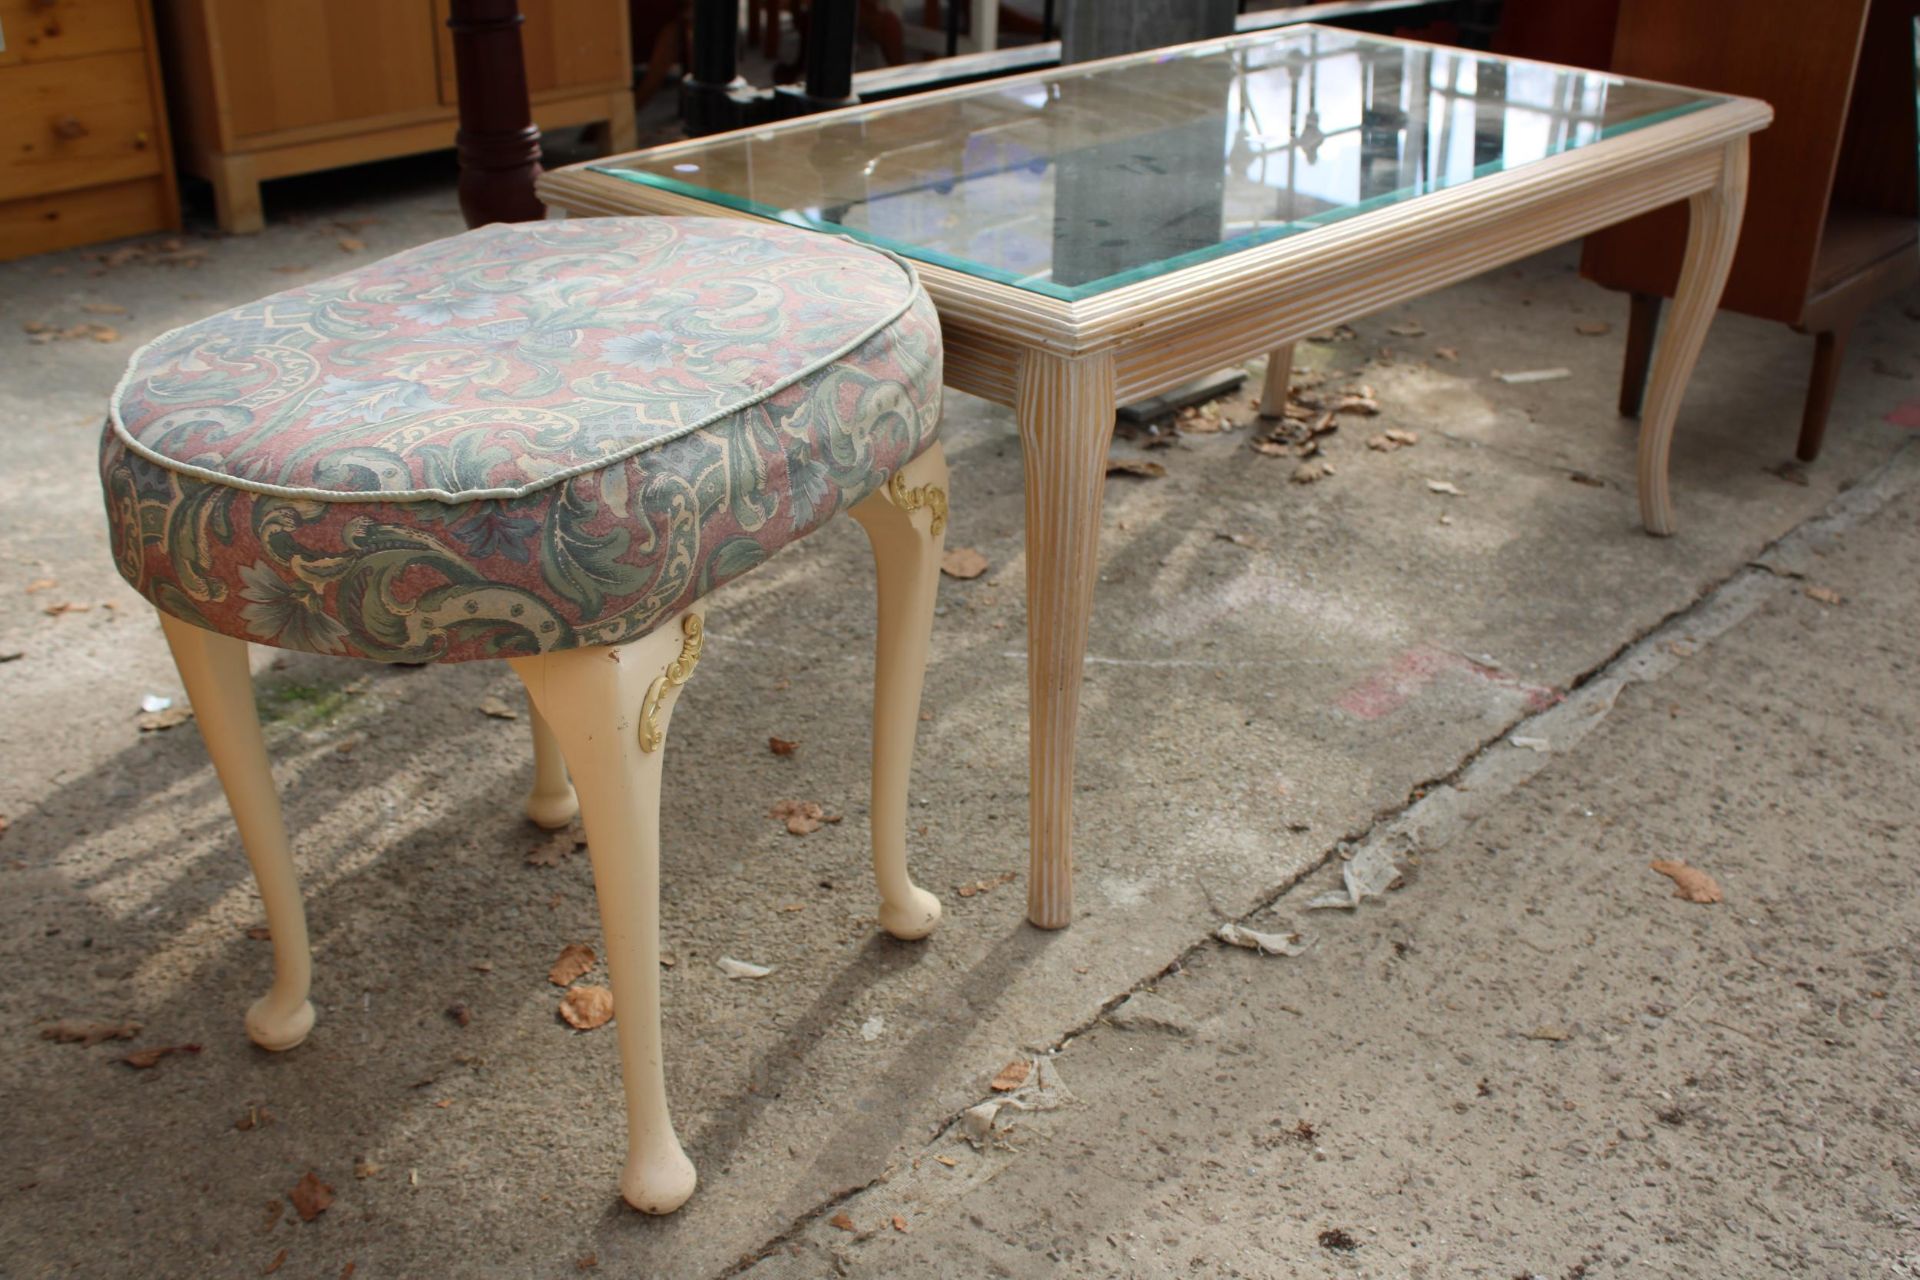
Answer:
[638,614,704,753]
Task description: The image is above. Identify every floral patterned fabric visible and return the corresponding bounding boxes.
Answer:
[100,217,942,663]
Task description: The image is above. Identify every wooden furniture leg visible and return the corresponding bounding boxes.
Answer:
[1635,138,1749,536]
[448,0,546,227]
[524,704,579,829]
[1618,291,1662,417]
[1257,342,1294,418]
[510,613,704,1215]
[848,444,949,941]
[1796,327,1849,462]
[157,612,314,1051]
[1015,349,1116,929]
[208,154,264,235]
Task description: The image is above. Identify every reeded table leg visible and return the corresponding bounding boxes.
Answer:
[1015,349,1117,929]
[1636,138,1749,536]
[849,443,950,941]
[510,613,703,1215]
[523,703,579,829]
[157,612,315,1051]
[1258,342,1295,419]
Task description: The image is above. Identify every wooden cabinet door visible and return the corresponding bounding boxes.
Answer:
[212,0,442,140]
[432,0,628,104]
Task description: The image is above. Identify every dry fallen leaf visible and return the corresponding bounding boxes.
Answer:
[123,1043,201,1068]
[1425,479,1464,496]
[769,799,840,836]
[954,871,1017,899]
[934,1155,958,1167]
[525,833,584,868]
[289,1170,334,1221]
[478,695,519,720]
[1251,440,1291,458]
[1366,429,1420,452]
[1105,457,1166,479]
[1574,320,1612,336]
[940,547,989,580]
[1804,585,1844,606]
[338,237,366,253]
[353,1160,382,1180]
[246,925,272,941]
[1650,859,1723,904]
[43,601,92,617]
[1291,461,1332,484]
[830,1212,856,1233]
[263,1248,288,1275]
[559,985,614,1030]
[137,705,194,732]
[768,736,799,756]
[24,577,55,594]
[990,1059,1031,1092]
[892,1215,909,1233]
[1386,320,1426,337]
[41,1019,140,1046]
[548,942,595,987]
[1433,346,1459,362]
[446,1003,472,1028]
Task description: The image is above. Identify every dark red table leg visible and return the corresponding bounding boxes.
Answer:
[448,0,545,227]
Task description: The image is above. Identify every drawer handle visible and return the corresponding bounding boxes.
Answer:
[53,116,90,140]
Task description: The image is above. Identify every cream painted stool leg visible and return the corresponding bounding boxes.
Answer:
[1016,349,1118,930]
[1257,343,1295,419]
[849,444,949,941]
[523,704,580,829]
[1636,137,1749,536]
[156,612,315,1051]
[510,613,703,1215]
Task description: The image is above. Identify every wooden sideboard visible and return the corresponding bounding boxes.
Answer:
[1580,0,1920,462]
[0,0,180,261]
[153,0,636,232]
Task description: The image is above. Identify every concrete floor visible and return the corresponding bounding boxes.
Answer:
[1,162,1916,1279]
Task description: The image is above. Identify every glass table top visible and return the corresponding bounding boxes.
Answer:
[593,26,1720,301]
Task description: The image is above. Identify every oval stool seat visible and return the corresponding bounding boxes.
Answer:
[100,216,942,661]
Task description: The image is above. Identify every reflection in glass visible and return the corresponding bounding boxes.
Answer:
[597,28,1719,300]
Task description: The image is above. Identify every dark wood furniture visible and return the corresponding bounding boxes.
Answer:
[1580,0,1920,462]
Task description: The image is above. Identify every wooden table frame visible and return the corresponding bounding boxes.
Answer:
[539,28,1770,929]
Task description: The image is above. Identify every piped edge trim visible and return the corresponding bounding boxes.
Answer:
[107,226,928,505]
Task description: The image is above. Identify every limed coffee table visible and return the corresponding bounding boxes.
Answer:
[540,26,1769,929]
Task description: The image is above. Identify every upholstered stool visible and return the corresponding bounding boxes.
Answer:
[98,217,948,1214]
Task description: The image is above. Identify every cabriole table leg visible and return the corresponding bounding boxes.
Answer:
[1635,137,1749,536]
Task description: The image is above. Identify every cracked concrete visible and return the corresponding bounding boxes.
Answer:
[2,160,1917,1278]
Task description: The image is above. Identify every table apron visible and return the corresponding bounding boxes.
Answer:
[1099,145,1727,407]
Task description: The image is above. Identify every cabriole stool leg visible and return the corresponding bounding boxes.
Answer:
[509,613,703,1215]
[157,612,315,1051]
[523,703,580,829]
[849,444,949,941]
